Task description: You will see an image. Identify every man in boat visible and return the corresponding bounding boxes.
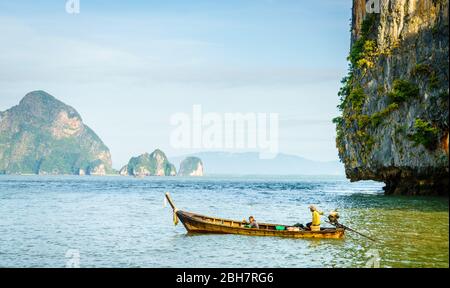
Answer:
[248,216,259,229]
[306,205,324,231]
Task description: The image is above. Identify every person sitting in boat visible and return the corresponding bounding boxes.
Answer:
[306,205,323,231]
[248,216,259,229]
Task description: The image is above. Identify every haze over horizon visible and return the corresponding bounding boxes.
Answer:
[0,0,351,168]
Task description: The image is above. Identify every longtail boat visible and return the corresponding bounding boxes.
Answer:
[165,193,345,239]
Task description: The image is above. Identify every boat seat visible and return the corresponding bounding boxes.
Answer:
[310,225,321,232]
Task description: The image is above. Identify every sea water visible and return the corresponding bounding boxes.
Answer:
[0,175,448,268]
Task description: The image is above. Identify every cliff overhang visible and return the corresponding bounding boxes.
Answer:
[335,0,449,195]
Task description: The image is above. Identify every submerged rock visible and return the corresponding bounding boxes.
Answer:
[178,157,204,177]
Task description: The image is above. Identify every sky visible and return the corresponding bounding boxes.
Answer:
[0,0,352,169]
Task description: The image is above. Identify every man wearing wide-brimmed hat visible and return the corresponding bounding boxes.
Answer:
[306,205,324,232]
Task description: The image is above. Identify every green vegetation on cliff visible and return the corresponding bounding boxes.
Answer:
[348,13,378,70]
[410,119,440,150]
[388,80,420,104]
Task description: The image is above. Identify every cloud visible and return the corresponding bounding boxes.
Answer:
[0,16,341,88]
[0,13,344,163]
[0,17,142,83]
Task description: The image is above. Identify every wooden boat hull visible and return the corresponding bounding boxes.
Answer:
[176,210,345,239]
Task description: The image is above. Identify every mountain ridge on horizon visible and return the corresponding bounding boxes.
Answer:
[170,151,344,176]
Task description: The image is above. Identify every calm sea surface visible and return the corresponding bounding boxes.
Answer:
[0,175,448,268]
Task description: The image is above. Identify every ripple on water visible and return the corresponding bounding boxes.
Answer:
[0,175,448,267]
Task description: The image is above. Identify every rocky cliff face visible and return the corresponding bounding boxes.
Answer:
[0,91,113,175]
[335,0,449,195]
[178,157,204,176]
[120,149,177,177]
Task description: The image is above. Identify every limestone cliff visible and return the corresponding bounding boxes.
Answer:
[335,0,449,195]
[0,91,113,175]
[120,149,177,177]
[178,157,204,176]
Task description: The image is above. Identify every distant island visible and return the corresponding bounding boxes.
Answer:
[178,157,204,177]
[0,91,207,177]
[119,149,177,177]
[0,91,113,176]
[1,91,346,178]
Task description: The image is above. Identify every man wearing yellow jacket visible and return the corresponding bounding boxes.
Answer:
[306,205,323,231]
